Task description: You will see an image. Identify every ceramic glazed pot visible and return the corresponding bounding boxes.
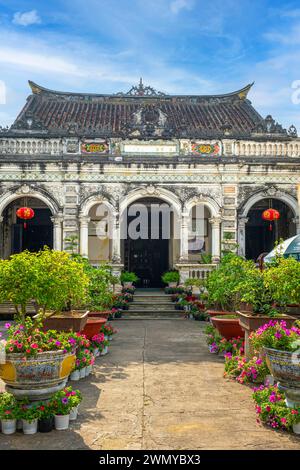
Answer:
[264,347,300,407]
[0,350,76,401]
[54,414,70,430]
[69,406,78,421]
[1,419,16,435]
[211,316,244,340]
[22,419,38,435]
[237,311,296,359]
[81,317,107,339]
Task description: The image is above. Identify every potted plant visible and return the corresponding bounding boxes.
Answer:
[19,402,41,435]
[237,257,297,358]
[86,264,116,319]
[184,278,204,295]
[250,321,300,407]
[120,271,139,288]
[0,392,18,435]
[206,254,246,339]
[1,317,76,401]
[0,248,90,333]
[90,332,105,357]
[50,388,73,430]
[64,387,82,421]
[38,402,54,433]
[161,271,180,288]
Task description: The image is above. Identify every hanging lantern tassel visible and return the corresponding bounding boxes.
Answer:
[16,207,35,230]
[262,208,280,231]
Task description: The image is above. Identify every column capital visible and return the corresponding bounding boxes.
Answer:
[79,216,91,225]
[209,216,222,226]
[238,216,249,226]
[50,215,64,225]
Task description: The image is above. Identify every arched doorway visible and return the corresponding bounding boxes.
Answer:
[1,197,53,258]
[245,198,296,260]
[121,197,175,287]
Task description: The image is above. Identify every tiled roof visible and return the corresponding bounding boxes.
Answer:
[9,80,289,139]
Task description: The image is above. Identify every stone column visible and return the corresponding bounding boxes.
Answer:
[79,216,90,258]
[237,217,249,257]
[209,217,222,262]
[51,215,63,251]
[297,184,300,234]
[0,215,3,259]
[179,213,189,261]
[111,212,121,263]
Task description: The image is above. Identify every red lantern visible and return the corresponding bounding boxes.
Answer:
[262,208,280,231]
[16,207,35,229]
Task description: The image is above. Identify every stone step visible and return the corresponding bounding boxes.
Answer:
[129,302,175,311]
[118,316,184,321]
[131,301,174,306]
[125,309,182,316]
[133,295,173,301]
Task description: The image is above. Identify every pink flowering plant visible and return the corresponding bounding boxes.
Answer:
[224,355,269,384]
[250,320,300,352]
[0,392,18,420]
[5,317,77,358]
[204,324,244,355]
[50,388,73,415]
[101,324,117,338]
[253,384,300,431]
[91,332,105,348]
[18,402,41,422]
[63,386,82,408]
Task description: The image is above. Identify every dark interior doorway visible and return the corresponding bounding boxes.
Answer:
[245,198,296,260]
[123,198,170,287]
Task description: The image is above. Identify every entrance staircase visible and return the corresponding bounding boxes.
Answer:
[124,289,183,320]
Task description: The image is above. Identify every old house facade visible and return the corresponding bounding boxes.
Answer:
[0,79,299,285]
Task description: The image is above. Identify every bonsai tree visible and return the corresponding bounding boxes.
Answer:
[120,271,139,284]
[263,257,300,310]
[206,253,246,312]
[86,263,117,310]
[161,271,180,285]
[236,259,277,316]
[0,248,89,323]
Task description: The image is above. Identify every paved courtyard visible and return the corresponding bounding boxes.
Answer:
[1,319,300,450]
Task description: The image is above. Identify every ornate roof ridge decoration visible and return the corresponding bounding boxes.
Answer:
[27,79,254,101]
[116,78,166,97]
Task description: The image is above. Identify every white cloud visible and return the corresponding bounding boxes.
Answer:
[13,10,41,27]
[170,0,194,15]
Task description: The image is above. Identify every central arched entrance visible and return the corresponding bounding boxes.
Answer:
[122,197,175,287]
[1,196,53,258]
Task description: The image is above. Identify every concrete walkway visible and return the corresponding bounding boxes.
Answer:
[1,320,300,450]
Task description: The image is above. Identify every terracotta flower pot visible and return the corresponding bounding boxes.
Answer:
[42,310,89,332]
[81,317,107,339]
[206,309,234,317]
[237,311,296,359]
[211,316,244,340]
[88,310,111,319]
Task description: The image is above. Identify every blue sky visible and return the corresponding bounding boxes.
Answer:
[1,0,300,130]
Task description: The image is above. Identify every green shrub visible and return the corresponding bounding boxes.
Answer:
[161,271,180,284]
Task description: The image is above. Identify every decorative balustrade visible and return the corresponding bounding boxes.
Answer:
[175,263,217,283]
[0,138,62,155]
[233,141,300,158]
